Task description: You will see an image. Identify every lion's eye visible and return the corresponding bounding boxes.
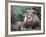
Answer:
[30,14,32,16]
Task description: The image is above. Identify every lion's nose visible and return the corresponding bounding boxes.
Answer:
[28,16,31,19]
